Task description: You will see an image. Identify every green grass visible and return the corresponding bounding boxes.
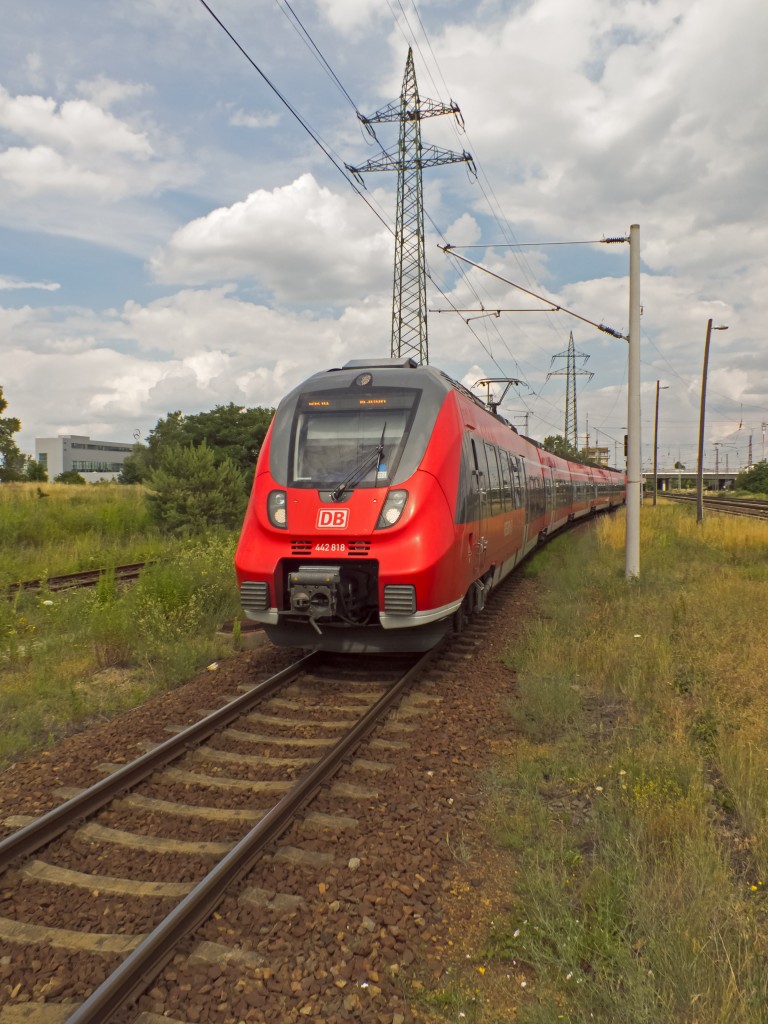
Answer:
[0,482,166,585]
[0,483,244,764]
[482,505,768,1023]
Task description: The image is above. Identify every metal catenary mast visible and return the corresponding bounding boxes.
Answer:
[346,48,473,364]
[545,332,593,449]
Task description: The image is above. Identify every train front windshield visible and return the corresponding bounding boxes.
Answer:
[290,388,420,489]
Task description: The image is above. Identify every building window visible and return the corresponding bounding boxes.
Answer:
[71,443,133,453]
[72,460,124,472]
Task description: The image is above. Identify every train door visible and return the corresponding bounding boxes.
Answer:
[518,456,530,551]
[469,436,488,576]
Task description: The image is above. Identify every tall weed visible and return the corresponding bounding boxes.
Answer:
[0,483,162,584]
[0,531,241,762]
[488,506,768,1023]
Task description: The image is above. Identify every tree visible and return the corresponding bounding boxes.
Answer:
[734,460,768,494]
[0,386,25,482]
[120,404,273,486]
[542,434,587,463]
[54,470,87,484]
[145,442,248,533]
[118,442,151,484]
[24,459,48,482]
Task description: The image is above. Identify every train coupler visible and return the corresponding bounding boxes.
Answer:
[288,565,341,630]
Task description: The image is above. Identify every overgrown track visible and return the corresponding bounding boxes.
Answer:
[0,644,442,1023]
[5,563,147,597]
[662,493,768,519]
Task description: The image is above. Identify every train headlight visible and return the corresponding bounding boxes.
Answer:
[376,489,408,529]
[267,490,288,529]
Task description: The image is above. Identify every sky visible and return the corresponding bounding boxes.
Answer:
[2,0,767,473]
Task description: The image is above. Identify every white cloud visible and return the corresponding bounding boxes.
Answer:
[4,0,768,470]
[444,213,481,247]
[0,146,122,198]
[0,83,192,201]
[75,77,150,110]
[151,173,393,304]
[0,87,152,156]
[229,109,281,129]
[5,282,393,454]
[24,53,45,90]
[316,0,387,34]
[0,276,59,291]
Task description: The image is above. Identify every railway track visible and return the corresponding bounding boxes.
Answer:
[0,642,446,1023]
[5,563,147,597]
[661,492,768,519]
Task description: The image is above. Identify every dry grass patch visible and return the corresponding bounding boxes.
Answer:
[481,507,768,1023]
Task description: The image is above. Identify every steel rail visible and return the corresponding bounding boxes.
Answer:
[662,493,768,519]
[0,651,320,874]
[65,641,443,1024]
[6,562,148,596]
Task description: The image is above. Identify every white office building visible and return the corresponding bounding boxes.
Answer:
[35,435,134,482]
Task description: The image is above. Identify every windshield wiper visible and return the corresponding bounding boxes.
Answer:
[330,424,386,502]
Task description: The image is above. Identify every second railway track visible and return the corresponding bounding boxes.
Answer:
[661,492,768,519]
[5,564,147,598]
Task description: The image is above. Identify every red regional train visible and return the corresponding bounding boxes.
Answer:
[235,357,626,653]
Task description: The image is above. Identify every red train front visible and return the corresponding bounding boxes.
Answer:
[235,356,625,652]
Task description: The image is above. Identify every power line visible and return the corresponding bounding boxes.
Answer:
[447,239,628,248]
[196,0,394,237]
[270,0,562,394]
[389,0,582,374]
[441,246,627,340]
[202,0,605,436]
[275,0,360,112]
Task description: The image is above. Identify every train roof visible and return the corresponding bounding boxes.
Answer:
[300,357,516,429]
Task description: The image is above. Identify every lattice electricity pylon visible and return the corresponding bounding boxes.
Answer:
[346,47,474,364]
[545,332,593,449]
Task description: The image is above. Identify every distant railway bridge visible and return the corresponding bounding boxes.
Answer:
[646,467,740,492]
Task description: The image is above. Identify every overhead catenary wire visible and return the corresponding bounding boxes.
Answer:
[272,0,506,370]
[448,238,629,248]
[388,0,598,410]
[276,0,361,112]
[441,246,627,341]
[202,0,601,437]
[275,0,570,406]
[196,0,395,237]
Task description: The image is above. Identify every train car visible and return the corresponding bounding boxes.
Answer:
[235,357,626,653]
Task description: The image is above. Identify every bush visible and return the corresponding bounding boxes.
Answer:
[733,460,768,494]
[54,471,86,484]
[24,459,47,482]
[146,442,248,534]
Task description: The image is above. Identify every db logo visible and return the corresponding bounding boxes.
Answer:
[317,508,349,529]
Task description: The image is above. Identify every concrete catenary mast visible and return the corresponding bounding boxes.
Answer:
[346,48,473,364]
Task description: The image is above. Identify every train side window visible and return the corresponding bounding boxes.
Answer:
[484,443,502,516]
[522,461,531,513]
[544,473,553,511]
[511,455,522,508]
[519,457,528,509]
[456,434,481,523]
[499,450,512,511]
[471,438,481,473]
[473,438,483,524]
[492,445,507,514]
